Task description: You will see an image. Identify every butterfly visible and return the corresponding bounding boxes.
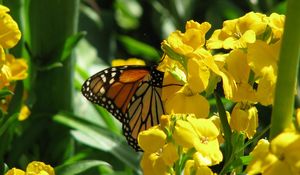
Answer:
[81,65,165,151]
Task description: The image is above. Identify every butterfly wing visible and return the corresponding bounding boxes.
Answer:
[81,66,164,151]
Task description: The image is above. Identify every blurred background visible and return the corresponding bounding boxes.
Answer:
[1,0,287,174]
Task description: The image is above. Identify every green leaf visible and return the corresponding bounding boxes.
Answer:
[214,92,232,162]
[34,32,85,71]
[118,35,160,61]
[55,160,110,175]
[7,81,23,116]
[239,155,252,165]
[80,4,103,29]
[114,0,142,30]
[272,1,287,14]
[53,112,141,173]
[227,156,252,174]
[60,31,87,62]
[93,105,121,134]
[0,113,18,137]
[37,62,64,71]
[0,90,13,99]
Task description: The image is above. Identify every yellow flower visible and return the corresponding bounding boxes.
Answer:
[245,139,277,174]
[160,114,172,129]
[0,5,10,13]
[0,52,28,89]
[246,131,300,175]
[247,40,280,77]
[173,116,223,165]
[140,152,170,175]
[138,126,167,153]
[111,58,145,66]
[296,108,300,128]
[4,168,25,175]
[165,85,210,118]
[173,119,198,148]
[188,117,223,166]
[183,160,216,175]
[160,67,185,102]
[5,161,55,175]
[139,127,177,175]
[0,5,21,49]
[18,105,30,121]
[161,48,221,118]
[187,56,210,93]
[225,49,256,102]
[230,102,258,138]
[6,54,28,80]
[0,64,11,88]
[163,20,211,57]
[214,64,237,100]
[267,13,285,40]
[207,12,267,49]
[247,40,280,105]
[26,161,55,175]
[255,66,276,106]
[161,143,179,166]
[209,113,232,144]
[207,52,252,101]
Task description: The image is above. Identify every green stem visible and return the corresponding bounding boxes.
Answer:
[5,0,80,165]
[270,0,300,139]
[27,0,79,114]
[214,92,232,162]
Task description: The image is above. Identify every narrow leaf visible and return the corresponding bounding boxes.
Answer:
[0,90,13,99]
[53,112,141,173]
[214,92,232,162]
[61,32,87,62]
[0,114,18,137]
[55,160,110,175]
[118,35,160,61]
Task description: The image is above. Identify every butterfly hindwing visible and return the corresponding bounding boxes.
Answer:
[82,66,164,151]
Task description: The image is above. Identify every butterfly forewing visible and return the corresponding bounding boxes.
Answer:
[81,66,164,151]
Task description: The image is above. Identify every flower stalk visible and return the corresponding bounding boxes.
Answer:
[7,0,80,164]
[27,0,79,113]
[270,0,300,139]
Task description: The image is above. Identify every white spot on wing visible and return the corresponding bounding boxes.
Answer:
[102,76,106,82]
[109,79,114,84]
[100,87,105,94]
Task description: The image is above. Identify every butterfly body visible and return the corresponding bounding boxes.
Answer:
[82,65,164,151]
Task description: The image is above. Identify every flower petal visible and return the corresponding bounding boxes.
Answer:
[26,161,55,175]
[165,88,210,118]
[4,168,25,175]
[138,126,166,152]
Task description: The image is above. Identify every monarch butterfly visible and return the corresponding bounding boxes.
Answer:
[81,65,165,151]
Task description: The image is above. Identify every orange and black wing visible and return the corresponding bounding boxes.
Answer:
[81,66,165,151]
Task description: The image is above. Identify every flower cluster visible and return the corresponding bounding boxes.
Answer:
[0,5,29,118]
[208,12,284,106]
[5,161,55,175]
[0,5,27,89]
[159,12,285,139]
[138,12,293,174]
[246,128,300,174]
[138,114,222,175]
